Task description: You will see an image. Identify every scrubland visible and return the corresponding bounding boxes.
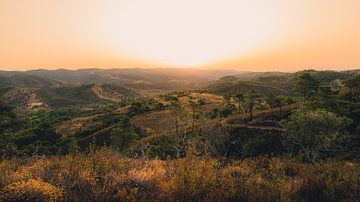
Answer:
[0,149,359,202]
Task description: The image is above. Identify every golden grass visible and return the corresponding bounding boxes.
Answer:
[0,149,359,201]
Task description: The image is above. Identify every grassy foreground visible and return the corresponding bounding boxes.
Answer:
[0,149,359,202]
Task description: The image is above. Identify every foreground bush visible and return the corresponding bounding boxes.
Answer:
[0,149,359,201]
[0,179,63,202]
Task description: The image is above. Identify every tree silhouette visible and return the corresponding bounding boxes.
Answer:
[265,93,277,119]
[171,101,182,135]
[313,85,340,113]
[234,92,244,114]
[275,95,287,117]
[344,74,360,113]
[189,100,199,134]
[223,93,231,105]
[244,90,260,121]
[294,72,320,104]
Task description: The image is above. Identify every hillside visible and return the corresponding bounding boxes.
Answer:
[36,83,137,107]
[0,83,137,111]
[1,69,358,156]
[0,87,47,111]
[206,69,357,96]
[0,68,242,91]
[0,74,65,88]
[207,80,288,95]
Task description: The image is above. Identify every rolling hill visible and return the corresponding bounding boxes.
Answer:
[36,83,137,107]
[0,68,242,91]
[0,83,137,110]
[0,74,65,88]
[206,69,358,96]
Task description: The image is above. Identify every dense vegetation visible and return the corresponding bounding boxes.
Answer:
[0,69,359,201]
[1,149,359,201]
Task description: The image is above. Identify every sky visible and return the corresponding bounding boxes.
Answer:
[0,0,359,71]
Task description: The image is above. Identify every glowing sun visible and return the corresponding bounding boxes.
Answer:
[111,0,288,67]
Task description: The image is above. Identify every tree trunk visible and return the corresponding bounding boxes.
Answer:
[279,105,282,117]
[175,112,178,135]
[349,87,353,113]
[303,81,307,105]
[249,109,253,121]
[191,106,195,134]
[303,147,313,163]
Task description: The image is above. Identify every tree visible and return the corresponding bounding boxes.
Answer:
[210,108,220,119]
[190,100,196,132]
[147,135,178,159]
[285,108,351,163]
[110,116,138,152]
[312,85,340,113]
[234,93,244,114]
[274,95,287,117]
[344,74,360,113]
[344,74,360,99]
[110,127,138,152]
[128,101,150,117]
[294,72,320,103]
[0,103,22,157]
[0,103,17,132]
[223,93,231,105]
[189,100,199,133]
[171,101,182,135]
[57,137,80,155]
[265,93,277,119]
[220,104,236,118]
[244,90,259,121]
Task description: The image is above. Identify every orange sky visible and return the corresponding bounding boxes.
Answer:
[0,0,359,71]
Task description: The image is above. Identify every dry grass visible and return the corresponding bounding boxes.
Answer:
[0,149,359,202]
[132,93,226,135]
[132,109,175,134]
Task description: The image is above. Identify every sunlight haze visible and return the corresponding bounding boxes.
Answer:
[0,0,359,71]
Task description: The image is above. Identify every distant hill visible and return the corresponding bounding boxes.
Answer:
[0,68,242,90]
[1,68,358,106]
[234,71,289,80]
[207,80,288,95]
[0,74,65,88]
[207,69,358,95]
[36,83,137,107]
[0,82,137,109]
[2,68,357,91]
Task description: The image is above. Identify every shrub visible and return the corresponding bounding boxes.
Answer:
[285,108,351,163]
[0,179,63,202]
[173,157,220,201]
[147,135,178,159]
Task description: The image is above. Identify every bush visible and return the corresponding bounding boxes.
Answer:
[173,157,219,201]
[147,135,178,159]
[0,179,63,202]
[285,108,351,162]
